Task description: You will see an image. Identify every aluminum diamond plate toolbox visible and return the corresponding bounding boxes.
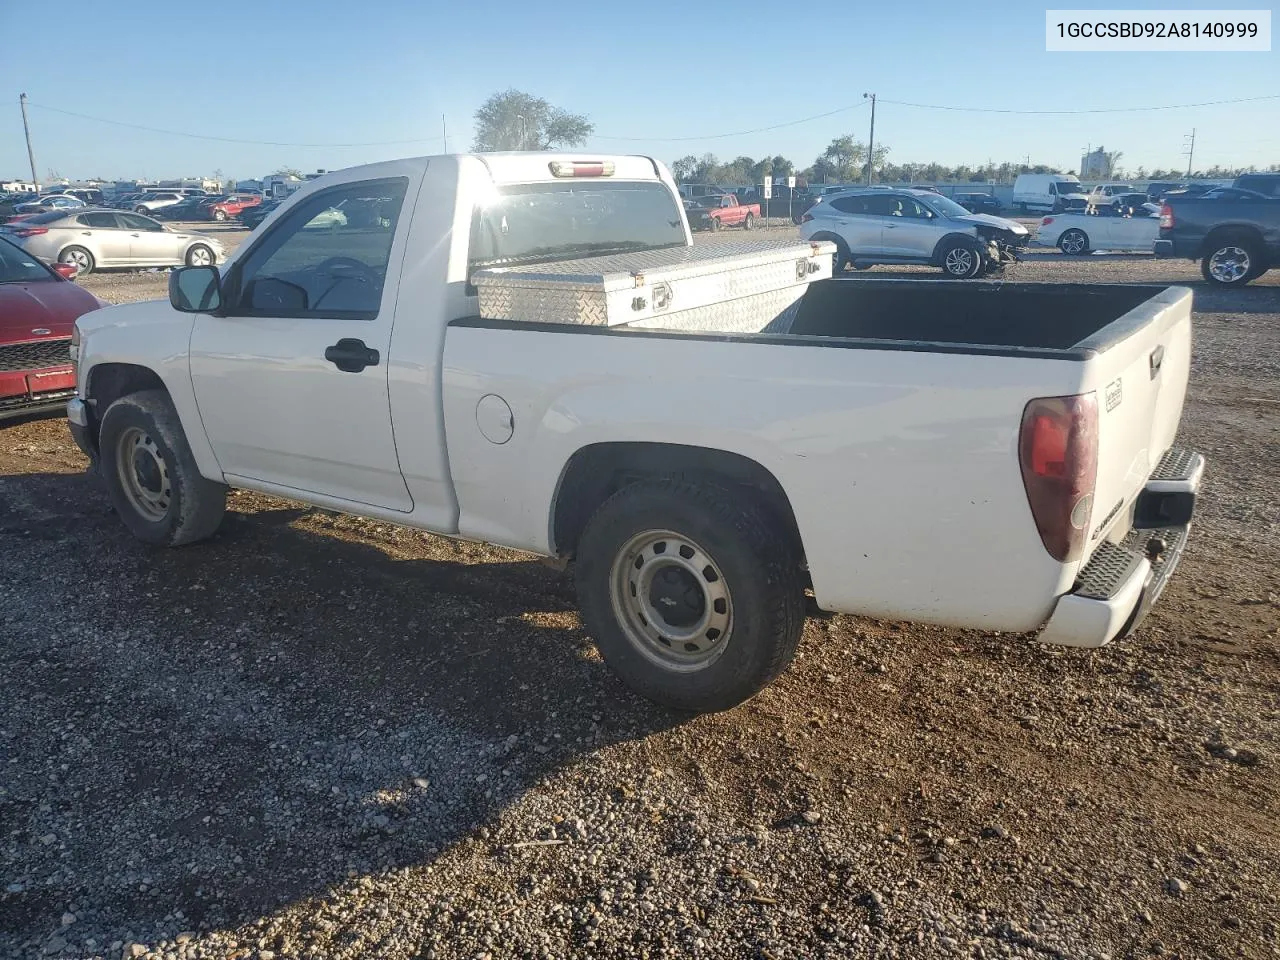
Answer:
[472,238,835,331]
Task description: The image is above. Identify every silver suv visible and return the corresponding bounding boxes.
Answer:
[799,188,1030,278]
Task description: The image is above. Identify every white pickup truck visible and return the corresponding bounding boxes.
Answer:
[67,152,1204,712]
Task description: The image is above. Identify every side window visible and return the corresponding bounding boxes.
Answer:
[828,196,867,214]
[861,195,898,217]
[898,198,932,219]
[230,177,409,321]
[118,213,163,231]
[80,212,120,228]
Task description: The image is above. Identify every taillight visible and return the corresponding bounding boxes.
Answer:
[1018,393,1098,563]
[13,226,48,238]
[1041,217,1055,225]
[1159,203,1173,229]
[799,213,814,223]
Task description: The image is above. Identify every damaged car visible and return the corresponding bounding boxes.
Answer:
[798,187,1029,278]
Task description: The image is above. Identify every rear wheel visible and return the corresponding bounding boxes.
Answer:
[59,246,94,276]
[1201,238,1263,286]
[214,209,227,222]
[743,212,755,231]
[1058,229,1090,256]
[99,390,226,547]
[827,237,852,274]
[575,478,805,712]
[939,239,983,279]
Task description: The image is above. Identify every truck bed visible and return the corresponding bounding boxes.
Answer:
[786,279,1165,353]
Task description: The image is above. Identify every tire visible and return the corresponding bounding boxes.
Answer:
[827,237,852,274]
[214,209,227,222]
[135,206,149,214]
[709,216,721,232]
[59,246,95,276]
[575,478,805,713]
[743,213,755,231]
[1201,237,1263,287]
[185,243,216,267]
[938,239,983,279]
[1058,229,1090,256]
[98,389,226,547]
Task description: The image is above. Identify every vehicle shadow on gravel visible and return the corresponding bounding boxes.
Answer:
[0,469,686,950]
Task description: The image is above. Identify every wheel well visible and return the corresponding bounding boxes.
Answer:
[931,232,981,264]
[552,442,805,565]
[84,363,166,443]
[1200,225,1266,259]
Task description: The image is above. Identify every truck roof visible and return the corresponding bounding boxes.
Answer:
[288,153,666,188]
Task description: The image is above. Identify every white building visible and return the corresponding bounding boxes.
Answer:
[1,180,38,193]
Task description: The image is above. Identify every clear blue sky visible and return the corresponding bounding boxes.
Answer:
[3,0,1276,183]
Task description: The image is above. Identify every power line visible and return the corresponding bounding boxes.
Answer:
[590,100,870,142]
[25,102,446,148]
[878,94,1280,115]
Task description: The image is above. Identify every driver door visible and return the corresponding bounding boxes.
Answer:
[188,176,415,511]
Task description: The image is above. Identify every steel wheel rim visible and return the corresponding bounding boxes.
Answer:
[609,529,733,672]
[1209,246,1249,282]
[945,248,974,275]
[189,246,212,266]
[115,426,171,522]
[63,249,90,270]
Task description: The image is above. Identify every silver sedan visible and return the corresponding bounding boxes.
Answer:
[0,208,223,275]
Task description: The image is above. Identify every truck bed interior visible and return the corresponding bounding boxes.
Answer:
[787,279,1166,352]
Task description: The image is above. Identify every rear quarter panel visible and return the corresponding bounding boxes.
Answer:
[442,325,1086,632]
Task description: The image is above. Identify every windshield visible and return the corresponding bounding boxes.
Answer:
[0,237,55,283]
[923,195,972,218]
[469,180,686,269]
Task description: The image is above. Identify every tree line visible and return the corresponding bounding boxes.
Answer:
[468,90,1269,187]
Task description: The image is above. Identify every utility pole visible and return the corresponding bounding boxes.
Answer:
[1183,128,1196,177]
[19,93,39,190]
[863,92,876,184]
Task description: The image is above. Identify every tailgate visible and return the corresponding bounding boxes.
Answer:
[1081,286,1192,560]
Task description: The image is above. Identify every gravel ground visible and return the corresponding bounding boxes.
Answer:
[1,249,1278,960]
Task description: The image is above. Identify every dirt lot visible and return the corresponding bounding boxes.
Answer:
[1,248,1278,960]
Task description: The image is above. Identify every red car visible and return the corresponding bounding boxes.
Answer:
[0,235,104,420]
[202,193,262,222]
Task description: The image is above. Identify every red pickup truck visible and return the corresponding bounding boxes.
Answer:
[684,194,761,231]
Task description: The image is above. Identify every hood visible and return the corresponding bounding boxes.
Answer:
[73,295,190,338]
[0,280,104,343]
[958,212,1029,235]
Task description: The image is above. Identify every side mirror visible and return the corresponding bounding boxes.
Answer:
[169,265,223,313]
[52,262,79,280]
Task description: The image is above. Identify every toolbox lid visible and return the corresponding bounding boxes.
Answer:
[471,238,835,292]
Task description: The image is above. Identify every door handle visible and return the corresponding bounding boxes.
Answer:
[82,232,92,236]
[324,337,380,373]
[885,224,899,229]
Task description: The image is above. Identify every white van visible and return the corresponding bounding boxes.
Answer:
[1013,174,1088,213]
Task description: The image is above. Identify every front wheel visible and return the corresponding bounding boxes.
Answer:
[99,390,227,547]
[708,216,721,232]
[939,239,983,279]
[1201,239,1262,286]
[575,478,805,712]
